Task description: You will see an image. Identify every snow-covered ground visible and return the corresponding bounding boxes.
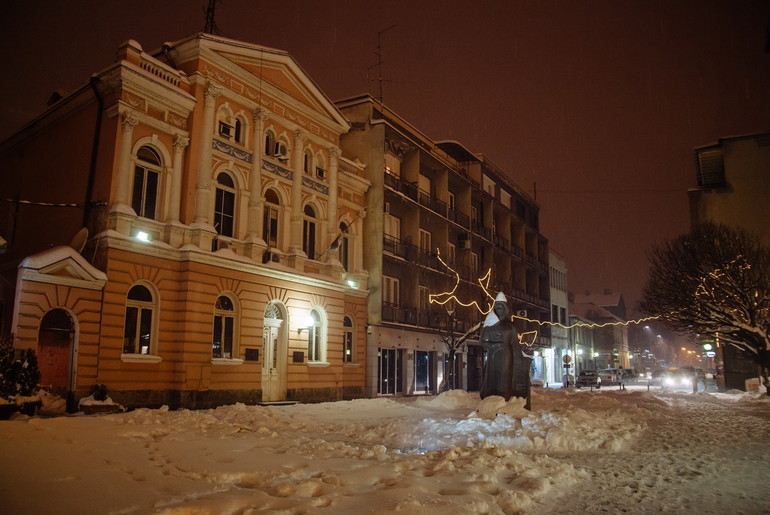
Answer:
[1,386,769,514]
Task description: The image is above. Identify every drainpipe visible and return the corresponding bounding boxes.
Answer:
[84,75,104,230]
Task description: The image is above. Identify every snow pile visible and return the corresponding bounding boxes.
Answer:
[0,387,769,514]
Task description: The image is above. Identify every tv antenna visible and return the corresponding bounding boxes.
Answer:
[203,0,224,35]
[367,24,397,104]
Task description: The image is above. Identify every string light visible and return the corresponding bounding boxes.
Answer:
[428,249,662,330]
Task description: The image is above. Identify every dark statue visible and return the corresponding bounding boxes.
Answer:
[479,292,533,409]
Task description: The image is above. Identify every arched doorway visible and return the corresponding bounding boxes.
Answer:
[262,301,287,402]
[38,309,76,409]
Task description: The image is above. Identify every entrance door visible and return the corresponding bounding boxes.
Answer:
[414,350,434,394]
[262,305,286,402]
[378,348,404,395]
[38,309,75,401]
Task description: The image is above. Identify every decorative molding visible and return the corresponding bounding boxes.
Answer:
[174,135,190,151]
[122,112,139,131]
[262,159,293,180]
[212,139,253,164]
[302,177,329,196]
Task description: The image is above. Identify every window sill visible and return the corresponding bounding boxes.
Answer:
[211,358,244,366]
[307,361,330,368]
[343,362,360,367]
[121,353,162,364]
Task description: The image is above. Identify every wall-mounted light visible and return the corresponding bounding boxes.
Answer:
[296,313,314,335]
[134,230,152,243]
[346,279,359,289]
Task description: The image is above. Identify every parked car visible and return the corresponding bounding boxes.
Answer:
[576,370,601,389]
[598,368,623,385]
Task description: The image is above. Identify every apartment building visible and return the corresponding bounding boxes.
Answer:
[336,95,551,397]
[0,34,370,410]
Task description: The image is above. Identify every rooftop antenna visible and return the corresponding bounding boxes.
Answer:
[203,0,224,35]
[367,24,397,104]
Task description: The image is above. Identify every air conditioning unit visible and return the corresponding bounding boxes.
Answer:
[274,142,288,161]
[218,122,233,139]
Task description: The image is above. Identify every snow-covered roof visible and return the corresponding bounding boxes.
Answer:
[19,245,106,290]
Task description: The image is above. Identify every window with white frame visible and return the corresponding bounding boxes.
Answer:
[343,315,354,363]
[123,284,156,355]
[214,172,236,238]
[383,276,400,307]
[307,309,324,362]
[384,212,401,240]
[132,146,162,220]
[263,188,280,248]
[212,295,237,358]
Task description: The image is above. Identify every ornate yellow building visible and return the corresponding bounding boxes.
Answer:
[0,34,370,410]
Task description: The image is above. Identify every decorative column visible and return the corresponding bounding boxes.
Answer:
[288,129,306,256]
[325,146,342,266]
[246,108,268,245]
[167,135,189,223]
[114,111,139,213]
[193,82,221,226]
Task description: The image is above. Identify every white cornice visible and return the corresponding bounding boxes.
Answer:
[98,230,367,297]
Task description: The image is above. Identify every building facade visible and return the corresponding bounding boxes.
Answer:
[688,131,770,390]
[541,250,569,385]
[336,95,551,397]
[0,34,371,410]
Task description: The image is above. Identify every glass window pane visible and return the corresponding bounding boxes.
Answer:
[224,317,234,358]
[144,170,158,219]
[139,308,153,354]
[123,306,138,353]
[128,285,152,302]
[132,167,145,215]
[212,316,222,358]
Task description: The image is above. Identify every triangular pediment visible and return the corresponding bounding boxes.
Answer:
[19,246,107,290]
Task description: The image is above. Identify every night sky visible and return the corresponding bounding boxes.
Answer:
[2,0,769,315]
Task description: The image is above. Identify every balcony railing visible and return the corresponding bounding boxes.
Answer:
[382,303,418,325]
[384,173,418,200]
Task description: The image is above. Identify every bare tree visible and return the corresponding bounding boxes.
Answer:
[437,306,481,391]
[640,222,770,394]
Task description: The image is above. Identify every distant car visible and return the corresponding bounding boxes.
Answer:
[662,367,707,392]
[576,370,601,389]
[598,368,623,385]
[648,369,670,387]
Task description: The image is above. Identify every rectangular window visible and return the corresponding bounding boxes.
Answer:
[419,286,429,310]
[132,167,158,220]
[384,153,401,177]
[419,229,431,252]
[214,189,235,237]
[384,213,401,240]
[552,304,558,323]
[383,276,400,307]
[378,348,404,395]
[560,307,567,325]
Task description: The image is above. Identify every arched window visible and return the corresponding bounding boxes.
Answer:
[212,295,237,359]
[234,117,245,145]
[263,188,280,248]
[307,309,324,362]
[303,149,313,175]
[132,146,162,220]
[123,284,156,355]
[214,172,236,237]
[264,131,275,156]
[339,221,350,271]
[303,204,317,259]
[343,316,354,363]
